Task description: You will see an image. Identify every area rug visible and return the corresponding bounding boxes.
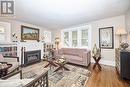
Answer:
[22,64,91,87]
[48,64,91,87]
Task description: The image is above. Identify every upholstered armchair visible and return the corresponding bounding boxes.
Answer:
[0,69,49,87]
[0,54,20,74]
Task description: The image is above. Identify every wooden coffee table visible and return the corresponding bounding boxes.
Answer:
[54,58,69,72]
[44,58,58,69]
[0,63,12,77]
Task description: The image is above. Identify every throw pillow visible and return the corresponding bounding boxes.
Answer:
[0,54,4,62]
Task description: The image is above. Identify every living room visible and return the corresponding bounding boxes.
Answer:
[0,0,130,87]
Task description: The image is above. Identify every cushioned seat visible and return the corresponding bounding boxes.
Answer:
[0,54,20,74]
[0,68,49,87]
[64,55,83,62]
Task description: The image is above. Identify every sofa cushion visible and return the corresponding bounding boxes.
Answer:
[58,49,63,55]
[64,55,83,62]
[63,48,83,58]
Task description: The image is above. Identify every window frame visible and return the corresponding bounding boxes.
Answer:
[0,22,11,43]
[61,25,91,49]
[43,31,51,43]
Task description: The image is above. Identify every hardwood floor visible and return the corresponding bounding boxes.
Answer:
[85,64,130,87]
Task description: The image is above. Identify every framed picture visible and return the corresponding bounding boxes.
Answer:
[99,27,114,49]
[21,25,39,41]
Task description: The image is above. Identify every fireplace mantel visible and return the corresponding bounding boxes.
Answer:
[24,50,41,66]
[17,42,44,65]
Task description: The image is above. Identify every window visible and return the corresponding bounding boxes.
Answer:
[61,25,91,48]
[72,31,77,47]
[63,32,69,47]
[44,31,51,43]
[81,29,88,46]
[0,26,5,41]
[0,22,11,42]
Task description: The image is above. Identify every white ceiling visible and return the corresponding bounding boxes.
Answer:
[14,0,130,29]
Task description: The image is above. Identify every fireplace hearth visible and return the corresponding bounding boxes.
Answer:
[24,50,41,66]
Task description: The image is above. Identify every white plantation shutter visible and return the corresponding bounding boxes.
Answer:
[44,31,51,43]
[0,22,11,42]
[61,25,91,48]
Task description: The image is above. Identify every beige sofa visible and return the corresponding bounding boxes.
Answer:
[55,48,91,66]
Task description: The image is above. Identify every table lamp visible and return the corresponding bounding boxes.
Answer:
[116,28,127,48]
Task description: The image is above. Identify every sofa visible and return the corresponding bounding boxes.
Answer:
[54,48,91,66]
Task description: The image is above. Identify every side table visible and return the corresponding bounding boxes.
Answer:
[92,56,102,70]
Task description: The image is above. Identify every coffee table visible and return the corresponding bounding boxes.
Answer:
[0,63,12,77]
[54,58,69,72]
[44,58,58,69]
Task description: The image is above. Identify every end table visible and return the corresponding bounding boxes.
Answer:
[92,56,102,70]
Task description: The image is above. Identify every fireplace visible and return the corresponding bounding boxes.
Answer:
[24,50,41,66]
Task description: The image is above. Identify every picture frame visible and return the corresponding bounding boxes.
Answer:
[99,27,114,49]
[21,25,39,41]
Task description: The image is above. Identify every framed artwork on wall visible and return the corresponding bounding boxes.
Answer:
[99,27,114,49]
[21,25,39,41]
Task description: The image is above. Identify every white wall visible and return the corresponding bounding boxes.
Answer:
[125,7,130,48]
[0,18,51,42]
[90,15,126,62]
[0,18,51,64]
[52,15,126,65]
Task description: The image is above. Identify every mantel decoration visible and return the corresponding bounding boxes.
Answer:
[99,27,114,49]
[12,32,18,42]
[21,25,39,42]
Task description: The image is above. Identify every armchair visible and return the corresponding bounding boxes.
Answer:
[0,54,20,74]
[0,69,48,87]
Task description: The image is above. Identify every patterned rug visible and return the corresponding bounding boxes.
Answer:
[48,64,91,87]
[22,63,91,87]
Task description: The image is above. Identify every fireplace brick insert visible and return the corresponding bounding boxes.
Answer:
[24,50,41,66]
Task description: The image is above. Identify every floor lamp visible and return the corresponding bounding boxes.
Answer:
[55,37,60,50]
[116,28,127,49]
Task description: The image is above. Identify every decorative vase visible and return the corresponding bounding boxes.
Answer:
[120,42,129,50]
[92,44,98,57]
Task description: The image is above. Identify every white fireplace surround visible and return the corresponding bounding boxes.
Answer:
[17,42,43,65]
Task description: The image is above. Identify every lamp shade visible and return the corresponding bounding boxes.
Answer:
[116,28,127,35]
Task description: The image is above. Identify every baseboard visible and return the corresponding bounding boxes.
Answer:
[91,59,115,66]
